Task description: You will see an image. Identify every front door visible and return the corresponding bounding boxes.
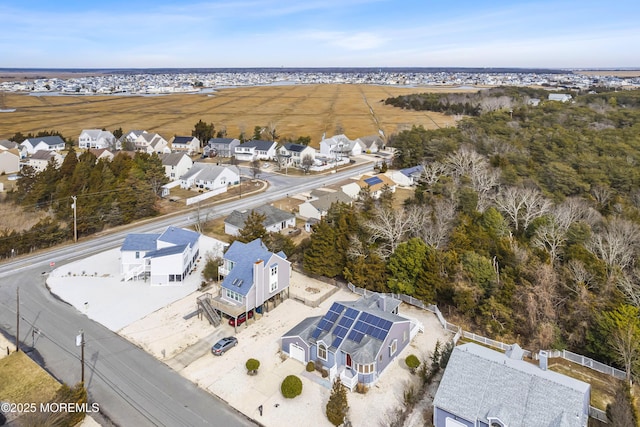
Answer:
[346,353,352,369]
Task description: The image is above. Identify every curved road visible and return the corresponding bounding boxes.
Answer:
[0,163,373,426]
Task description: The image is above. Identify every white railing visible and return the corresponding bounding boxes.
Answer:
[218,266,230,276]
[340,368,358,391]
[124,264,146,282]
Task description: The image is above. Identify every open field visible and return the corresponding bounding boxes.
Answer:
[0,84,463,146]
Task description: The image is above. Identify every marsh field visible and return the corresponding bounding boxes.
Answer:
[0,84,464,145]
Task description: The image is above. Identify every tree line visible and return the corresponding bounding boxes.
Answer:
[299,89,640,384]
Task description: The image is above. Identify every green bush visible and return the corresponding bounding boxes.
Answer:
[405,354,420,373]
[246,358,260,374]
[281,375,303,398]
[306,361,315,372]
[321,369,329,378]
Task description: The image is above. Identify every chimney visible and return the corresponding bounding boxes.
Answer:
[539,350,548,371]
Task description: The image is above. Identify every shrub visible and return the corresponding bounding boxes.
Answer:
[355,382,368,394]
[326,379,349,426]
[321,369,329,378]
[306,361,315,372]
[405,354,420,374]
[246,358,260,375]
[281,375,303,398]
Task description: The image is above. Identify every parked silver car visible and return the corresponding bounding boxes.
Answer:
[211,336,238,356]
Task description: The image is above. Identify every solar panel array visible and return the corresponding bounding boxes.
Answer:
[347,313,393,343]
[364,176,383,186]
[311,302,345,339]
[331,307,360,348]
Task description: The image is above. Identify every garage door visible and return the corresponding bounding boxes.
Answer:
[445,418,467,427]
[289,343,305,363]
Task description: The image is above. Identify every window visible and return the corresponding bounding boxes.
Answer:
[389,339,397,357]
[169,274,175,282]
[403,330,408,343]
[225,289,243,303]
[357,363,374,374]
[135,251,140,259]
[269,264,278,292]
[318,343,327,361]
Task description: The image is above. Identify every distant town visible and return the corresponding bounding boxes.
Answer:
[1,69,639,95]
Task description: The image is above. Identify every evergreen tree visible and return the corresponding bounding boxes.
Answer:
[303,220,342,277]
[192,119,215,148]
[325,379,349,426]
[236,211,268,243]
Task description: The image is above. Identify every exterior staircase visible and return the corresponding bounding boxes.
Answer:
[197,293,221,327]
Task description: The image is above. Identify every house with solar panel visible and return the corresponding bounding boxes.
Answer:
[433,343,590,427]
[214,238,291,324]
[170,135,200,155]
[281,293,422,390]
[342,174,397,200]
[120,226,200,285]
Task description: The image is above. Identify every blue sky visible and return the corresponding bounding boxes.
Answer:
[1,0,638,68]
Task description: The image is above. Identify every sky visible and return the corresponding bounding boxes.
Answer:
[1,0,639,69]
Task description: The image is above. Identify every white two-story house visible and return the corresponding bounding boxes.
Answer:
[78,129,117,150]
[234,140,277,162]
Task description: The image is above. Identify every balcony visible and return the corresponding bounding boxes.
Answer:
[218,266,230,276]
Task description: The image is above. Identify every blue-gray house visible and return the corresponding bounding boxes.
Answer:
[281,293,422,390]
[216,238,290,322]
[433,343,590,427]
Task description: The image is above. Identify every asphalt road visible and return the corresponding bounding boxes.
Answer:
[0,162,374,426]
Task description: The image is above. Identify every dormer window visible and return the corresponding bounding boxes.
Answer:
[318,343,327,361]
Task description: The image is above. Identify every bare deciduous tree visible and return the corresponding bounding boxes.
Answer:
[588,217,640,275]
[413,200,455,249]
[364,206,417,259]
[532,220,566,264]
[420,161,446,186]
[493,186,551,231]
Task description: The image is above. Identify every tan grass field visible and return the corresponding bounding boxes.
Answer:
[0,84,465,146]
[0,351,61,404]
[577,70,640,78]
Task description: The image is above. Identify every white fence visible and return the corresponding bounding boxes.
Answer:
[347,282,625,383]
[185,187,227,205]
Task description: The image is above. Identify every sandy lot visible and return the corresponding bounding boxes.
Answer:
[47,235,227,332]
[125,283,451,427]
[48,235,452,427]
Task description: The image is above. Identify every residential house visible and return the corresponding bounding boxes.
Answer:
[120,226,200,285]
[356,175,396,199]
[224,204,296,236]
[134,132,169,154]
[281,293,422,390]
[179,163,239,190]
[433,343,590,427]
[26,150,64,172]
[170,135,200,155]
[20,136,66,155]
[88,148,115,162]
[357,135,383,153]
[388,165,424,187]
[548,93,573,103]
[0,149,20,174]
[205,138,241,158]
[160,152,193,181]
[319,134,363,159]
[78,129,117,150]
[278,143,316,167]
[234,140,277,162]
[298,190,353,220]
[217,238,291,321]
[119,130,147,150]
[0,140,18,151]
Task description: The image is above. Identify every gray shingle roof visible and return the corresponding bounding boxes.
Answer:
[238,140,275,151]
[310,191,352,212]
[145,244,188,259]
[121,233,161,251]
[25,135,65,147]
[158,226,199,247]
[433,343,590,427]
[180,163,238,182]
[160,152,189,166]
[224,204,294,229]
[208,138,236,145]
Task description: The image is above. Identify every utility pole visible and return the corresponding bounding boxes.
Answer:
[71,196,77,242]
[76,330,85,383]
[15,287,19,352]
